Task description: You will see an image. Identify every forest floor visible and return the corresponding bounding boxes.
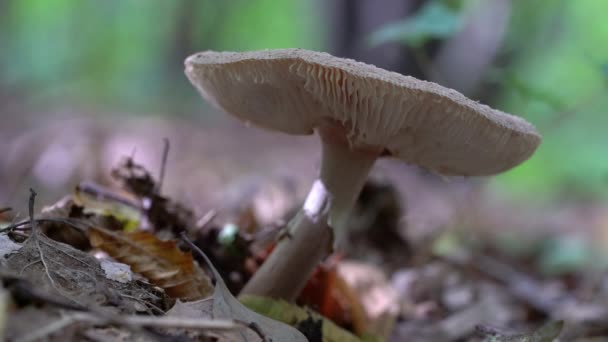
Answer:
[1,113,607,341]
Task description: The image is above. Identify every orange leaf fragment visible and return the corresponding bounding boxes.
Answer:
[89,229,213,301]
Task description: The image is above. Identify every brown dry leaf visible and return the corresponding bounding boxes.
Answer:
[192,244,308,342]
[89,229,213,301]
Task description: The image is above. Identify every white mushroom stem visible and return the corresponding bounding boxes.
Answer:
[239,180,333,300]
[240,137,379,301]
[319,136,379,248]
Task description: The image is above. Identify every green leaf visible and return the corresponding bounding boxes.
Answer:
[368,0,462,48]
[240,294,363,342]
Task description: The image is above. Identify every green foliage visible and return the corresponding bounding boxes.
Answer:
[368,0,462,48]
[0,0,319,113]
[240,294,364,342]
[215,0,321,51]
[2,0,607,198]
[368,0,608,198]
[494,0,608,198]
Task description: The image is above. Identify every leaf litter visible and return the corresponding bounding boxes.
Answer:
[0,156,312,341]
[2,141,608,341]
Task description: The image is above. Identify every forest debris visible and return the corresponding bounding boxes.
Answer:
[16,310,249,342]
[476,320,564,342]
[0,233,22,260]
[89,228,213,301]
[111,157,157,197]
[337,260,399,338]
[240,294,362,342]
[182,233,307,341]
[437,300,493,340]
[100,259,133,284]
[6,307,66,342]
[0,287,8,339]
[167,298,248,341]
[193,219,255,294]
[6,227,168,315]
[74,182,142,231]
[167,297,213,318]
[111,157,197,235]
[296,256,363,335]
[38,195,93,250]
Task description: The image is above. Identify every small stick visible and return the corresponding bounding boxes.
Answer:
[16,314,76,342]
[27,189,59,291]
[195,209,217,232]
[1,274,87,312]
[17,312,247,342]
[28,189,37,233]
[0,217,88,234]
[0,207,11,215]
[77,312,246,330]
[156,138,170,194]
[77,181,141,209]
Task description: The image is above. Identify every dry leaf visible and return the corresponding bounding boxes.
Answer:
[189,241,307,341]
[89,229,213,301]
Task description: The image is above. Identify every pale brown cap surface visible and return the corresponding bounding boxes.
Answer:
[185,49,541,176]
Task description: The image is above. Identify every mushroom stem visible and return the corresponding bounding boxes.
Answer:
[240,138,379,301]
[319,137,379,248]
[240,180,333,300]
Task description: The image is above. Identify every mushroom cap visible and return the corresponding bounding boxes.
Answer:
[185,49,541,176]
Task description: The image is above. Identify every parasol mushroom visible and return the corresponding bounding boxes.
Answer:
[185,48,541,301]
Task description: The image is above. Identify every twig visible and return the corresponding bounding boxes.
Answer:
[180,232,216,282]
[93,313,246,331]
[1,273,87,312]
[0,207,11,215]
[28,189,37,233]
[0,217,90,234]
[119,293,165,315]
[27,189,58,290]
[195,209,217,232]
[77,181,142,210]
[156,137,170,194]
[15,314,76,342]
[17,312,246,342]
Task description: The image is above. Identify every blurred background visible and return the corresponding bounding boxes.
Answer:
[1,0,608,278]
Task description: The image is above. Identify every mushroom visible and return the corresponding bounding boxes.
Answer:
[184,49,541,301]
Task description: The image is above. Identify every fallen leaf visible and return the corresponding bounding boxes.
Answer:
[6,229,167,316]
[89,229,213,301]
[187,238,307,342]
[0,234,22,261]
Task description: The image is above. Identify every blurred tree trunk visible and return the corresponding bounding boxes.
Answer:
[429,0,511,98]
[328,0,428,78]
